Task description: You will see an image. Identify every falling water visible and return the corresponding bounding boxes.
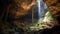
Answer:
[37,0,41,18]
[37,0,46,18]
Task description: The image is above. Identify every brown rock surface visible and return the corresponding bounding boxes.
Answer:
[44,0,60,17]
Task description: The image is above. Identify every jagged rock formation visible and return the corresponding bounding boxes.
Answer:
[44,0,60,17]
[0,0,36,34]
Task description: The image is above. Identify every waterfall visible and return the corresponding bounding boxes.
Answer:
[37,0,40,18]
[37,0,45,18]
